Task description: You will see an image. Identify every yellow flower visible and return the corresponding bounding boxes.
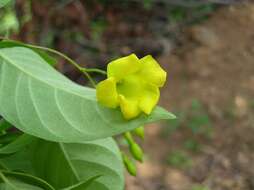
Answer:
[96,54,167,120]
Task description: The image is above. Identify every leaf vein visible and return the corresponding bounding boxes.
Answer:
[27,77,60,138]
[54,89,85,134]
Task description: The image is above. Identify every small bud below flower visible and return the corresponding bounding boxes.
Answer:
[130,142,144,162]
[133,126,145,139]
[122,153,137,176]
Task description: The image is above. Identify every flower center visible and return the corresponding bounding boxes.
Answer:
[116,74,143,100]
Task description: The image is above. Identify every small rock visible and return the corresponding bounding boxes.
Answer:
[234,95,248,117]
[191,26,220,48]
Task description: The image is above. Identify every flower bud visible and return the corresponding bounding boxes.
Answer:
[130,142,144,162]
[133,126,145,139]
[122,153,137,176]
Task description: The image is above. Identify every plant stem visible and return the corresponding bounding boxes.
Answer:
[124,132,134,144]
[81,68,107,75]
[26,44,97,87]
[0,38,107,87]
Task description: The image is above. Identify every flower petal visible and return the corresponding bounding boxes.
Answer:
[119,95,141,120]
[96,77,119,108]
[107,54,141,81]
[139,55,167,87]
[139,84,160,114]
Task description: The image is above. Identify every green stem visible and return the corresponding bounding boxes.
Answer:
[124,132,134,144]
[25,44,97,87]
[81,68,107,75]
[0,38,108,87]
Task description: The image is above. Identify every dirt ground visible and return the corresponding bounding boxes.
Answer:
[126,3,254,190]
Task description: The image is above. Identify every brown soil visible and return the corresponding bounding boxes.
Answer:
[126,3,254,190]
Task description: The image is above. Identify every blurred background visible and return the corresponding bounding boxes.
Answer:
[1,0,254,189]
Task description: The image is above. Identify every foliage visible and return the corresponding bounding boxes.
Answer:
[163,99,213,169]
[163,99,213,139]
[90,19,107,41]
[0,135,124,190]
[0,0,219,70]
[250,100,254,110]
[168,4,216,23]
[0,3,19,36]
[0,46,173,142]
[166,150,192,169]
[191,184,210,190]
[0,40,175,189]
[188,100,212,136]
[0,0,12,8]
[184,139,202,152]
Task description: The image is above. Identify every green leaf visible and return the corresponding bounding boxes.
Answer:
[30,138,124,190]
[62,175,101,190]
[0,170,55,190]
[0,133,20,145]
[1,138,124,190]
[0,46,175,143]
[0,0,12,8]
[0,134,35,156]
[0,40,57,66]
[0,118,12,132]
[0,10,19,35]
